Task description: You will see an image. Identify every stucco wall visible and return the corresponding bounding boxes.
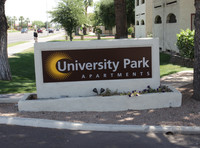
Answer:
[153,0,195,52]
[164,23,179,51]
[135,0,147,38]
[179,0,195,30]
[146,0,153,36]
[153,24,163,49]
[153,0,179,51]
[135,14,146,38]
[153,1,163,48]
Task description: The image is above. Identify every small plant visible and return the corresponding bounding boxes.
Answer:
[92,85,172,98]
[147,33,153,38]
[93,88,98,94]
[129,90,140,97]
[27,94,37,100]
[128,27,134,35]
[128,85,172,97]
[96,28,102,34]
[93,88,105,95]
[176,29,194,59]
[101,88,120,96]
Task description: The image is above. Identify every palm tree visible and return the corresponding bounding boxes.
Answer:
[25,18,30,28]
[19,16,24,29]
[0,0,11,80]
[84,0,93,16]
[114,0,128,39]
[6,16,12,28]
[193,0,200,100]
[82,0,93,35]
[13,16,17,29]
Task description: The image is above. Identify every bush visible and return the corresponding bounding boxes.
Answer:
[96,28,102,34]
[176,29,194,59]
[128,27,134,35]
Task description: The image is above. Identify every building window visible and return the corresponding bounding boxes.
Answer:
[141,0,145,4]
[166,13,177,23]
[137,0,139,6]
[136,21,139,25]
[155,15,162,24]
[141,20,145,25]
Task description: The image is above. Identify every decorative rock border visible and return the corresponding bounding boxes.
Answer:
[167,53,194,68]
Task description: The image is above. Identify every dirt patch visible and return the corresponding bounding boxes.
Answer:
[1,83,200,126]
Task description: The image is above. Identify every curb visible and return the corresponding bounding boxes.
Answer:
[0,116,200,134]
[0,93,24,104]
[0,98,20,103]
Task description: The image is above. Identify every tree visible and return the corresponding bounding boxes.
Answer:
[193,0,200,100]
[83,0,93,35]
[19,16,24,29]
[49,0,86,41]
[84,0,93,16]
[44,21,51,29]
[6,16,12,28]
[13,16,17,29]
[32,21,45,28]
[93,0,134,34]
[0,0,11,80]
[114,0,128,39]
[25,18,30,28]
[98,0,115,30]
[126,0,135,27]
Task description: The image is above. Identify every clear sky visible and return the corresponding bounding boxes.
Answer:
[5,0,99,23]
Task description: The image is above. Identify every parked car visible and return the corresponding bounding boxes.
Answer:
[48,29,54,33]
[37,28,43,33]
[21,28,28,33]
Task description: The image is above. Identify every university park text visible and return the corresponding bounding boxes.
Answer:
[57,57,150,73]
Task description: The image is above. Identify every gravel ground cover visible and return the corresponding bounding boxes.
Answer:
[0,83,199,127]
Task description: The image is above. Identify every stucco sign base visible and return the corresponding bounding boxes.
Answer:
[35,39,160,99]
[18,86,182,112]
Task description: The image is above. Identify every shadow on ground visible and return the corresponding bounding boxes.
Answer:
[0,51,36,94]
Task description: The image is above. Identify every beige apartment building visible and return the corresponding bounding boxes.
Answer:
[135,0,153,38]
[153,0,195,52]
[135,0,195,52]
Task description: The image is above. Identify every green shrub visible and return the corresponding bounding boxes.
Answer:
[96,28,102,34]
[176,29,194,59]
[128,27,134,35]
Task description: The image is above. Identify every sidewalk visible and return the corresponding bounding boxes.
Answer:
[8,31,65,56]
[161,71,193,88]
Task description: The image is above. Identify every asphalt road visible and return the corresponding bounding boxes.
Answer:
[0,124,200,148]
[8,30,62,44]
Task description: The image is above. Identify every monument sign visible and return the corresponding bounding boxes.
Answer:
[34,39,160,98]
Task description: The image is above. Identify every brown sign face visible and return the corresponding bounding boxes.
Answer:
[42,47,152,83]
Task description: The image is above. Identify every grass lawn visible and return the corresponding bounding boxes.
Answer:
[40,33,60,38]
[8,41,29,47]
[0,48,36,94]
[8,30,19,33]
[160,53,193,77]
[0,48,193,94]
